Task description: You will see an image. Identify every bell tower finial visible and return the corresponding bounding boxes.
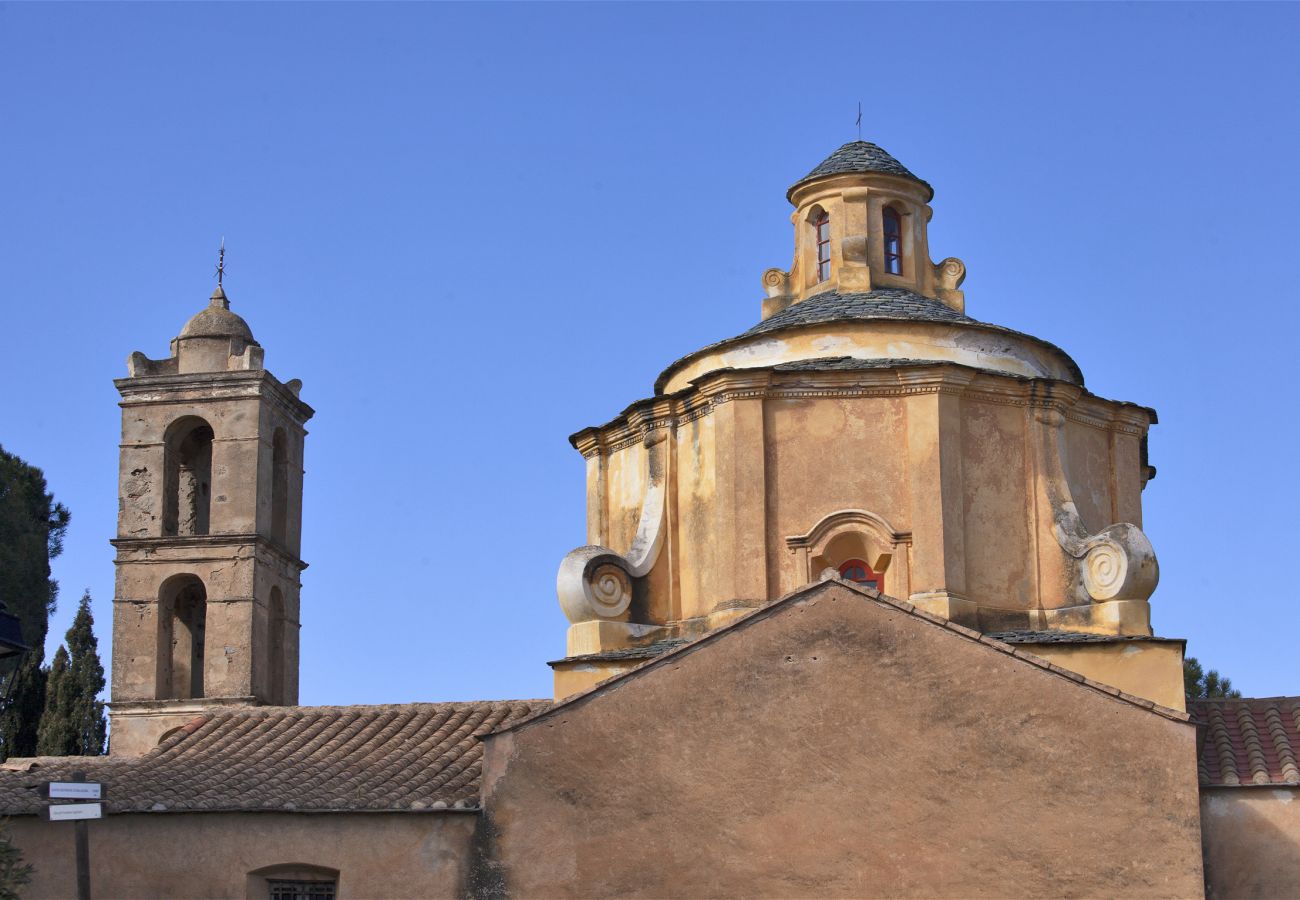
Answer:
[211,238,229,308]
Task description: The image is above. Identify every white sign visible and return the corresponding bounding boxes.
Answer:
[47,782,101,800]
[47,802,102,822]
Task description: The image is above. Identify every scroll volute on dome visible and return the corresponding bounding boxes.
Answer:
[761,141,967,318]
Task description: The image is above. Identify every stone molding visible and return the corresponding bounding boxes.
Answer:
[111,533,308,573]
[116,369,313,423]
[785,508,913,598]
[572,364,1154,459]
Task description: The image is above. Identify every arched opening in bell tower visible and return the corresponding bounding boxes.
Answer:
[271,428,289,546]
[158,574,208,700]
[163,416,214,537]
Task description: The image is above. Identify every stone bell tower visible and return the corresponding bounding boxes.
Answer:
[108,280,313,755]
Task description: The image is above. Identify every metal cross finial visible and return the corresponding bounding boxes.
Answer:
[856,102,862,141]
[215,237,226,287]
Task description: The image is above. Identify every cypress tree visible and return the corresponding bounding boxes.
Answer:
[64,592,106,755]
[0,445,69,760]
[35,594,106,757]
[35,646,72,756]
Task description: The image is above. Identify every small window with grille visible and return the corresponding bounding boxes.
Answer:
[812,209,831,282]
[268,880,337,900]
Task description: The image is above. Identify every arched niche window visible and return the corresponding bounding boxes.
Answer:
[811,208,831,283]
[882,206,903,275]
[268,586,286,705]
[158,574,207,700]
[248,864,339,900]
[271,428,289,546]
[838,558,883,591]
[163,416,214,537]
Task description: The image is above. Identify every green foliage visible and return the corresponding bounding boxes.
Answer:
[0,446,69,760]
[0,652,46,760]
[36,594,106,757]
[1184,656,1243,699]
[0,821,32,899]
[35,647,72,756]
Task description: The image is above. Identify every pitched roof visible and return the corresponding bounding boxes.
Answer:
[0,700,547,815]
[789,141,933,199]
[499,580,1191,737]
[1191,697,1300,787]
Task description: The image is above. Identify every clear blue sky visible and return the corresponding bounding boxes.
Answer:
[2,3,1297,704]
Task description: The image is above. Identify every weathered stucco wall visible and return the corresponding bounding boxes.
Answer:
[484,582,1205,898]
[577,366,1155,637]
[1201,787,1300,899]
[9,811,475,899]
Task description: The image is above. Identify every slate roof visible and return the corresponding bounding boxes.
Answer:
[987,631,1185,645]
[790,141,933,199]
[0,700,547,815]
[550,638,690,666]
[745,289,975,337]
[1191,697,1300,787]
[651,288,1086,394]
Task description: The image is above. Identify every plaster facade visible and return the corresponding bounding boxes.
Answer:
[8,812,474,899]
[1200,787,1300,898]
[484,582,1205,898]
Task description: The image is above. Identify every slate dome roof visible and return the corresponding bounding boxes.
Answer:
[179,287,256,342]
[789,141,933,200]
[743,288,973,337]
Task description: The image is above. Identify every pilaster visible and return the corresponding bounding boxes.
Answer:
[902,369,975,625]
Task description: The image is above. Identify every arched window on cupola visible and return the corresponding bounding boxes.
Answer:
[838,558,883,591]
[882,206,903,275]
[812,208,831,282]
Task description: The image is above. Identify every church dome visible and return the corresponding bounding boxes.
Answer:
[178,286,256,342]
[788,140,933,200]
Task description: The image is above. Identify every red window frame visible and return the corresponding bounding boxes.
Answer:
[883,207,903,275]
[838,558,882,591]
[813,211,831,282]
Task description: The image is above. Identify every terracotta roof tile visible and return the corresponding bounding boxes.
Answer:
[0,700,546,815]
[1191,697,1300,787]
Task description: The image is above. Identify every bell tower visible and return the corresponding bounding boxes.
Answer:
[108,281,313,756]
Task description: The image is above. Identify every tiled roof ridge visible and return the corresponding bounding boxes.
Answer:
[0,698,550,815]
[494,580,1191,737]
[1190,696,1300,787]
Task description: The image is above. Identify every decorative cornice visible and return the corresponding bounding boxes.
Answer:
[572,362,1155,456]
[111,533,308,571]
[116,369,313,422]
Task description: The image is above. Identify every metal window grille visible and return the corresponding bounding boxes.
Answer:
[268,880,337,900]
